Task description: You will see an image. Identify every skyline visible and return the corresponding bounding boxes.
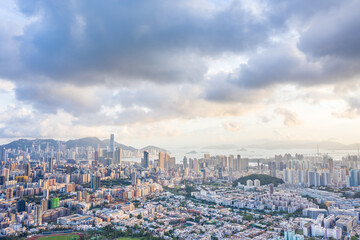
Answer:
[1,1,360,148]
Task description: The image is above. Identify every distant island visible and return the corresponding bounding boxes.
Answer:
[186,151,197,154]
[203,144,238,150]
[238,147,247,151]
[232,174,284,187]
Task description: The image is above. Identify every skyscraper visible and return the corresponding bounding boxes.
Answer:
[0,147,6,165]
[91,172,101,190]
[56,142,61,164]
[16,199,26,212]
[143,151,149,168]
[34,205,42,226]
[159,152,165,170]
[114,148,122,165]
[165,152,170,170]
[183,156,188,169]
[25,162,31,177]
[110,134,115,159]
[131,171,137,186]
[48,157,53,172]
[94,150,99,166]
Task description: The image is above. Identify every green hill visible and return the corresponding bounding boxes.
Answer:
[232,174,284,187]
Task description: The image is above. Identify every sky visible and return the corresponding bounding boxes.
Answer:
[1,0,360,149]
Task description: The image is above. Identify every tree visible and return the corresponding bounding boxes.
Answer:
[137,214,142,219]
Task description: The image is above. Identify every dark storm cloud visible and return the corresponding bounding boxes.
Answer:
[298,1,360,59]
[14,0,273,86]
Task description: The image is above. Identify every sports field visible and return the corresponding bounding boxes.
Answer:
[117,238,143,240]
[35,234,80,240]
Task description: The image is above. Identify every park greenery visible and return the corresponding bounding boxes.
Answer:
[232,174,284,187]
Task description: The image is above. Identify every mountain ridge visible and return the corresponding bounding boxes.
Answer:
[0,137,166,154]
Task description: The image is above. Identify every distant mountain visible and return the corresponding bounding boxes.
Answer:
[203,144,238,150]
[1,138,59,150]
[186,151,197,154]
[140,145,168,153]
[1,137,167,157]
[246,140,359,151]
[101,139,137,152]
[65,137,103,149]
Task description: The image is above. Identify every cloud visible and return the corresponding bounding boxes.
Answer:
[10,0,275,87]
[14,81,108,115]
[222,121,241,132]
[275,108,302,127]
[298,1,360,59]
[0,0,359,143]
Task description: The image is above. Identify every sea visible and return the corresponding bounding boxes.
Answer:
[123,147,359,164]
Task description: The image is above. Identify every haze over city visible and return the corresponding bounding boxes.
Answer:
[1,0,360,149]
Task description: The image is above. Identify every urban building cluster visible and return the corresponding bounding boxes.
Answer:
[1,135,360,239]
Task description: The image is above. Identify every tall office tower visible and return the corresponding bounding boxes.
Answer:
[114,148,122,165]
[204,153,210,159]
[194,158,199,174]
[159,152,165,170]
[189,158,194,169]
[165,152,170,170]
[56,151,60,164]
[94,150,99,166]
[34,205,42,226]
[269,183,274,195]
[110,134,115,159]
[48,157,53,172]
[131,172,137,186]
[142,151,149,168]
[0,147,5,164]
[25,162,31,177]
[183,156,188,169]
[328,158,334,173]
[56,142,61,164]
